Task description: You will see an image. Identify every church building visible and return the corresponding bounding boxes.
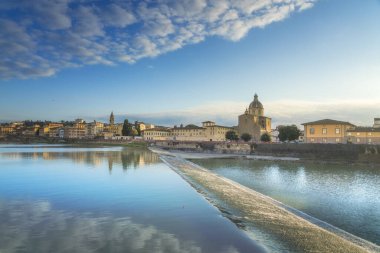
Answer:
[238,94,271,141]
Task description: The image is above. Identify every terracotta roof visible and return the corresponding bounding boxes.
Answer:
[211,125,233,129]
[347,127,380,132]
[302,119,355,126]
[172,124,205,130]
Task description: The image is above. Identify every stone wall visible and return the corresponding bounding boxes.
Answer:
[154,141,380,163]
[254,143,380,163]
[154,141,252,154]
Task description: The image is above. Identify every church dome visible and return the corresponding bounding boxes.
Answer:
[249,94,263,109]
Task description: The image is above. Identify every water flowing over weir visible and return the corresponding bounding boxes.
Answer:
[157,153,380,253]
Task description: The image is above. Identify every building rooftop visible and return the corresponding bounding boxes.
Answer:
[173,124,205,130]
[142,127,171,132]
[302,119,355,126]
[347,127,380,132]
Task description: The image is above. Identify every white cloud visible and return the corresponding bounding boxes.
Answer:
[101,4,136,28]
[0,0,318,79]
[0,200,202,253]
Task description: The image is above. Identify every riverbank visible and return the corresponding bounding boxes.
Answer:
[0,136,148,148]
[149,146,299,161]
[152,148,379,252]
[153,141,380,165]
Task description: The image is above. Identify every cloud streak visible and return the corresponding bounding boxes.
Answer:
[0,0,317,79]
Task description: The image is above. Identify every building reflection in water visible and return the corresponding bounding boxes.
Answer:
[0,148,161,173]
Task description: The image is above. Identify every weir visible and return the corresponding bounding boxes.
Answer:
[157,152,380,253]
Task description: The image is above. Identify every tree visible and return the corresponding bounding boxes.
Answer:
[260,133,271,142]
[131,128,138,136]
[278,125,301,142]
[240,133,252,142]
[122,119,133,136]
[135,122,142,136]
[225,130,239,141]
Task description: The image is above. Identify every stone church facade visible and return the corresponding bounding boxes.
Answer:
[238,94,271,141]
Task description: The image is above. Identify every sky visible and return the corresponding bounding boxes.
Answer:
[0,0,379,127]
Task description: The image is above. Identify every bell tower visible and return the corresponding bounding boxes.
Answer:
[109,111,115,125]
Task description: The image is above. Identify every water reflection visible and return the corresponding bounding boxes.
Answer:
[0,147,161,172]
[193,159,380,245]
[0,146,265,253]
[0,199,202,253]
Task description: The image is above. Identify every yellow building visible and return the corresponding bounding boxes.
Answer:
[238,94,271,141]
[346,128,380,144]
[39,123,64,137]
[22,125,40,136]
[172,124,207,141]
[0,125,15,135]
[346,119,380,144]
[142,121,233,142]
[86,121,104,138]
[135,121,155,132]
[302,119,355,143]
[63,126,86,139]
[142,128,171,141]
[202,121,233,141]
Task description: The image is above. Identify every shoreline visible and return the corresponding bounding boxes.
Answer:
[152,147,380,253]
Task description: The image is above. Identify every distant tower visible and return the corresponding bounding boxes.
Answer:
[109,111,115,125]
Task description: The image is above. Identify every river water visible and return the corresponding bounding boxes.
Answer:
[192,158,380,246]
[0,145,265,253]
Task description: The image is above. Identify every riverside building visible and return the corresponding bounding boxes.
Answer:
[303,118,380,144]
[142,121,233,142]
[302,119,355,144]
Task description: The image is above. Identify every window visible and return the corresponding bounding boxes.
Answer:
[336,138,340,142]
[322,128,327,134]
[357,138,360,143]
[309,128,315,134]
[368,139,372,143]
[335,128,340,134]
[356,133,360,136]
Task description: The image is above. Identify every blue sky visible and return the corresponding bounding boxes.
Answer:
[0,0,379,126]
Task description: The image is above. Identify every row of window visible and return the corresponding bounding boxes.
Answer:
[309,138,377,143]
[309,128,341,135]
[347,132,373,136]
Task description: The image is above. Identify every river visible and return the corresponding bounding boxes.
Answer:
[192,158,380,246]
[0,145,265,253]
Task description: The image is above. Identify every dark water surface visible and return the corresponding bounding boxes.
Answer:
[192,158,380,245]
[0,145,265,253]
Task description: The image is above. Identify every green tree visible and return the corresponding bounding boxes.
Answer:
[135,123,142,136]
[131,128,138,136]
[278,125,301,142]
[260,133,271,142]
[225,130,239,141]
[240,133,252,142]
[122,119,133,136]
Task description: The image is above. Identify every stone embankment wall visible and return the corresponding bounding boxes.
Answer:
[154,141,252,154]
[154,141,380,163]
[254,143,380,163]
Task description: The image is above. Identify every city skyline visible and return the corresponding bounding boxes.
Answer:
[1,0,379,126]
